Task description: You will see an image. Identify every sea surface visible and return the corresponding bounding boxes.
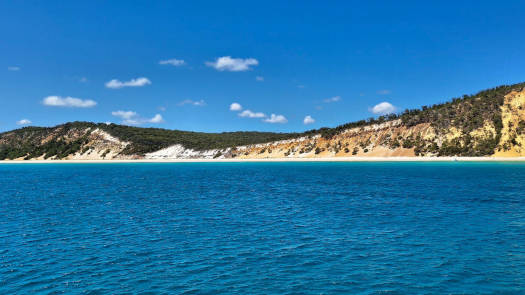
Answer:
[0,162,524,294]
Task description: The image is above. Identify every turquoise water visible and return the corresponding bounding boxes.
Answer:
[1,162,524,294]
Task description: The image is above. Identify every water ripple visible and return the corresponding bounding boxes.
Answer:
[0,162,524,294]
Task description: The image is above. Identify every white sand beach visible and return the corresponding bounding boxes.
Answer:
[1,157,524,164]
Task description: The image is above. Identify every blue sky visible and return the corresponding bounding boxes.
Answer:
[1,1,525,133]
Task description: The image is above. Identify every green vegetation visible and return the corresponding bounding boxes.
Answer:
[518,121,525,134]
[0,125,91,160]
[398,82,524,156]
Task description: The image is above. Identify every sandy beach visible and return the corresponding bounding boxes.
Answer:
[1,157,525,164]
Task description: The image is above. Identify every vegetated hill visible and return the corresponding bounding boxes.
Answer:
[232,82,525,159]
[311,81,525,156]
[1,81,524,160]
[0,122,301,160]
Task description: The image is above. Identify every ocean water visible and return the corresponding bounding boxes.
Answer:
[0,162,524,294]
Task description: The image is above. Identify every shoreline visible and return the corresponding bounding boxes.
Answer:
[1,156,525,164]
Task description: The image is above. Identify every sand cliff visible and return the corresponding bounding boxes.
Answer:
[2,86,524,161]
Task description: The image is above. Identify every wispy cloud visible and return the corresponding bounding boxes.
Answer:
[370,102,396,114]
[233,104,287,123]
[303,115,315,125]
[256,76,264,82]
[264,114,287,124]
[111,110,164,125]
[111,110,137,120]
[323,96,341,103]
[43,96,97,108]
[178,99,206,106]
[8,66,20,71]
[79,77,88,83]
[297,85,305,89]
[159,58,185,66]
[105,77,151,89]
[230,102,242,111]
[205,56,258,72]
[16,119,32,125]
[377,89,391,95]
[239,110,266,118]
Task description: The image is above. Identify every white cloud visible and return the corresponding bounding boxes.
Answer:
[79,77,88,83]
[323,96,341,103]
[43,96,97,108]
[370,102,396,114]
[158,106,166,111]
[233,105,286,123]
[377,89,391,95]
[303,115,315,125]
[178,99,206,106]
[8,66,20,71]
[111,110,163,125]
[105,77,151,89]
[264,114,288,124]
[239,110,266,118]
[16,119,32,125]
[229,102,242,111]
[205,56,259,72]
[256,76,264,81]
[159,58,185,66]
[149,114,164,123]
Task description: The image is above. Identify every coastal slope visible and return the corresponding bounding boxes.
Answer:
[1,82,524,160]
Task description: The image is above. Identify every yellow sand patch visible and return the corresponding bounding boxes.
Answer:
[470,121,495,139]
[494,89,525,157]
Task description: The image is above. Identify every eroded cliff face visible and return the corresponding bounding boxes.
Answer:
[145,116,501,159]
[64,128,133,160]
[211,88,523,159]
[494,89,525,156]
[231,120,419,158]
